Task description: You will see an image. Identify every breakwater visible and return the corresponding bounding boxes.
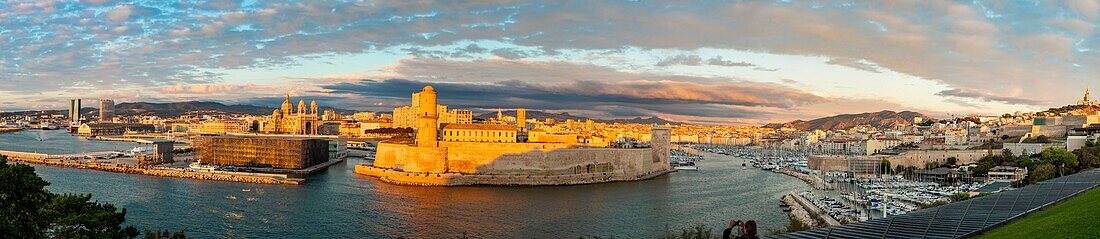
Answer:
[774,168,833,190]
[1,150,300,185]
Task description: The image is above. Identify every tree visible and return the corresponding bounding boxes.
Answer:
[946,157,958,167]
[0,156,52,238]
[1039,148,1079,176]
[0,156,145,238]
[880,160,892,174]
[1030,163,1057,183]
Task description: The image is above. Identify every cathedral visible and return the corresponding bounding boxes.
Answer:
[260,95,323,135]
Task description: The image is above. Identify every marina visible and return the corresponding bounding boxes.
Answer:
[685,144,1015,225]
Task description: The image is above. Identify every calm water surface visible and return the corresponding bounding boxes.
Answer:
[4,130,810,238]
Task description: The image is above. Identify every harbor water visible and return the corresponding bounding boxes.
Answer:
[4,130,810,238]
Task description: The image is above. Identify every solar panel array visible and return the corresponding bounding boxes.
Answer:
[768,169,1100,239]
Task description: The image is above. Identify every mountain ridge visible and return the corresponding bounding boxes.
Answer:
[476,110,683,125]
[763,110,928,131]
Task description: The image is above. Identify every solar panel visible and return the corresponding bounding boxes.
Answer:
[766,169,1100,239]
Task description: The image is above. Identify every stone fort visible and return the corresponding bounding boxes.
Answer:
[355,86,673,186]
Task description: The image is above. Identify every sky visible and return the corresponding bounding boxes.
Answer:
[2,0,1100,125]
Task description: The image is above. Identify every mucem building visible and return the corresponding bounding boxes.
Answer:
[197,136,329,169]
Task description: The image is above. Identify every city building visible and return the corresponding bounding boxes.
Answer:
[68,99,81,125]
[99,99,115,122]
[196,136,330,169]
[352,112,376,121]
[356,85,672,186]
[987,166,1028,182]
[256,95,324,135]
[198,120,247,134]
[442,123,519,143]
[77,122,156,137]
[391,90,472,129]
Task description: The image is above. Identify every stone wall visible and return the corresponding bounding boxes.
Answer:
[886,150,988,167]
[355,164,670,186]
[809,150,990,172]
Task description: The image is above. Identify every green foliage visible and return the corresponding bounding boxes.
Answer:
[949,192,972,202]
[1023,135,1052,143]
[980,187,1100,238]
[1030,163,1057,183]
[924,161,940,170]
[0,155,181,239]
[0,155,53,238]
[880,160,892,174]
[1040,148,1079,176]
[658,224,718,239]
[946,157,958,167]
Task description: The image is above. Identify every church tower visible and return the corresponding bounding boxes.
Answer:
[297,100,306,116]
[310,100,319,116]
[416,86,439,148]
[281,94,293,115]
[1086,88,1092,103]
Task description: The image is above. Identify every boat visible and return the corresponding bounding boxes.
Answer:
[226,195,237,200]
[241,188,252,192]
[673,161,698,171]
[190,161,217,171]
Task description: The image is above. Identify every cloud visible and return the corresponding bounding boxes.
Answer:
[4,0,1100,117]
[106,5,133,22]
[825,58,882,73]
[706,56,756,67]
[160,84,257,94]
[935,88,1045,106]
[322,78,820,119]
[1068,0,1100,20]
[318,58,826,121]
[655,54,703,67]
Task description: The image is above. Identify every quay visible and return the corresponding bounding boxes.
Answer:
[0,128,22,133]
[784,193,842,227]
[0,149,339,185]
[775,168,834,190]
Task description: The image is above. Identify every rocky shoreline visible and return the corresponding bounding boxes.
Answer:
[6,156,300,185]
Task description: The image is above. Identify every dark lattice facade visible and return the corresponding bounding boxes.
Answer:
[197,136,329,169]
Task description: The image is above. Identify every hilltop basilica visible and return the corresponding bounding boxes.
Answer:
[259,95,323,135]
[1078,88,1099,107]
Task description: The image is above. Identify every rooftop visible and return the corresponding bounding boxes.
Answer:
[443,123,518,131]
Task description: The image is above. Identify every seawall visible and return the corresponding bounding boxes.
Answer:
[355,164,673,186]
[1,150,300,185]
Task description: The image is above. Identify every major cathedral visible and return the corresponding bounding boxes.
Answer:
[259,95,323,135]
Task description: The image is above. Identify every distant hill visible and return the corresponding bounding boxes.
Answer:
[476,110,683,125]
[115,101,354,117]
[763,110,927,131]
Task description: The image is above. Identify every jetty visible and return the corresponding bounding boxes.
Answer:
[0,149,330,185]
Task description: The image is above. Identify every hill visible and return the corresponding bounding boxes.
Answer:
[476,110,682,125]
[114,101,354,117]
[763,110,926,131]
